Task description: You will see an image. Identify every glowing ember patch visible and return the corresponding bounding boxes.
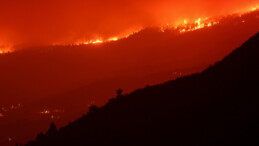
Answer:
[92,40,103,44]
[0,48,13,54]
[83,39,105,45]
[72,28,143,46]
[184,20,188,25]
[108,37,118,41]
[175,17,219,33]
[40,110,50,114]
[180,29,186,33]
[159,15,220,34]
[251,8,257,11]
[0,113,4,117]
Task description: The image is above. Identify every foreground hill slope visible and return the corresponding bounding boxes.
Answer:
[26,32,259,146]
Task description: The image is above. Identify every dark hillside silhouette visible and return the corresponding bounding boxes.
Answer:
[1,11,258,146]
[26,32,259,146]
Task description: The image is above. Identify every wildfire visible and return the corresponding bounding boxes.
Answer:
[108,37,119,41]
[0,6,258,51]
[92,40,103,44]
[82,38,117,45]
[78,29,142,46]
[83,39,103,45]
[0,48,13,54]
[177,17,219,33]
[73,7,258,46]
[79,16,219,46]
[251,7,257,11]
[159,16,219,33]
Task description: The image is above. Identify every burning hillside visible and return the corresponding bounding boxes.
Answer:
[0,0,258,49]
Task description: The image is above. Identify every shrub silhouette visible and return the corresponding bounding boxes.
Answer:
[36,132,45,141]
[89,105,98,113]
[116,89,123,98]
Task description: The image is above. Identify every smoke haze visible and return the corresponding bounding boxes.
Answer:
[0,0,258,47]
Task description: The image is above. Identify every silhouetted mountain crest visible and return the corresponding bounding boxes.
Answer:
[26,32,259,146]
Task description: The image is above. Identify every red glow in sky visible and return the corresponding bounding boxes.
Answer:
[0,1,259,145]
[0,0,258,48]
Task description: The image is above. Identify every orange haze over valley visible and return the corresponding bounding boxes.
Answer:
[0,0,259,145]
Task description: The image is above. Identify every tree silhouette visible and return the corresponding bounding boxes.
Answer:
[46,123,57,136]
[116,88,123,98]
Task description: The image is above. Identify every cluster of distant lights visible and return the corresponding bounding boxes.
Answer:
[1,105,64,143]
[0,105,17,142]
[40,109,64,120]
[0,7,258,55]
[0,104,22,117]
[0,104,64,120]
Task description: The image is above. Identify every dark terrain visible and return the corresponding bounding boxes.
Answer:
[26,32,259,146]
[0,11,258,146]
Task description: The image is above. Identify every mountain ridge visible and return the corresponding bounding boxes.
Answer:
[26,32,259,146]
[1,11,258,146]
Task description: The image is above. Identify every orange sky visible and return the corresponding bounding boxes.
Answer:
[0,0,258,47]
